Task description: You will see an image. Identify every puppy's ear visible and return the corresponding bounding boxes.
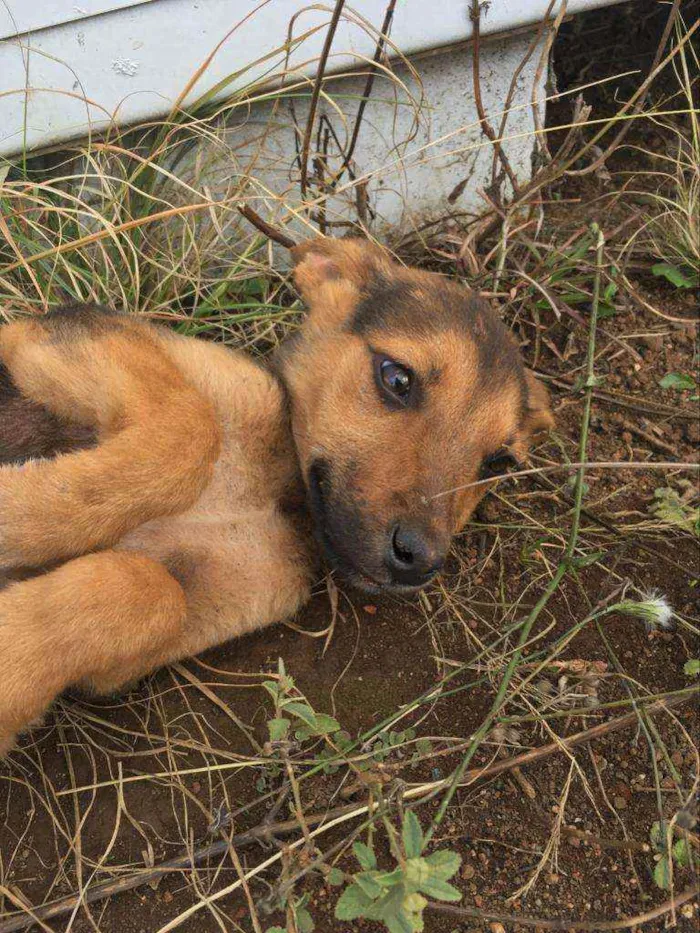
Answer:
[291,237,394,327]
[523,370,554,438]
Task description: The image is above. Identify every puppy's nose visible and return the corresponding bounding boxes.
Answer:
[386,523,445,588]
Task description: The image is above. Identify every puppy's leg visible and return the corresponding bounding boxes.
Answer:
[0,550,186,757]
[0,308,220,568]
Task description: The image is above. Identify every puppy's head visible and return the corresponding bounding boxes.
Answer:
[277,238,553,594]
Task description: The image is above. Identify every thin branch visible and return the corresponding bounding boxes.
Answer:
[0,690,694,933]
[492,0,559,188]
[428,884,700,930]
[567,224,604,558]
[560,825,650,853]
[344,0,397,170]
[469,0,519,194]
[566,0,683,177]
[428,459,700,503]
[299,0,346,199]
[469,14,698,246]
[236,204,297,249]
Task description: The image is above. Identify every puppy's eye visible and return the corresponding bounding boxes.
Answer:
[480,448,518,480]
[381,360,411,398]
[374,355,413,405]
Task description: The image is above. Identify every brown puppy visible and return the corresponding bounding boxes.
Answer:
[0,238,552,756]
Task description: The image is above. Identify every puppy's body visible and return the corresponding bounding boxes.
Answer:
[115,331,315,658]
[0,239,553,755]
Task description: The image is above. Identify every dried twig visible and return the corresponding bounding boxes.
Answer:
[171,662,263,751]
[615,415,679,457]
[492,0,559,188]
[566,0,683,177]
[469,14,699,248]
[429,459,700,502]
[540,373,700,421]
[561,825,650,853]
[469,0,519,195]
[428,884,699,930]
[299,0,347,198]
[344,0,397,171]
[237,205,297,249]
[1,691,693,933]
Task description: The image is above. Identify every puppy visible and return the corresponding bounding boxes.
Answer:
[0,238,552,756]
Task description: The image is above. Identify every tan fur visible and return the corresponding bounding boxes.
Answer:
[0,240,552,756]
[0,550,186,757]
[0,316,220,567]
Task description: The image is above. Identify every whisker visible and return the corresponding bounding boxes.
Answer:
[426,460,700,502]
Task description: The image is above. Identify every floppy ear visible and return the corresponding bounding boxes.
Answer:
[523,370,555,438]
[290,237,394,328]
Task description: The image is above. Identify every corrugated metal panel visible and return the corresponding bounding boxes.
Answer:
[0,0,625,159]
[0,1,155,41]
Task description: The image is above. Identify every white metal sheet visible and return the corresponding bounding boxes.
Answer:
[0,0,625,159]
[0,1,155,42]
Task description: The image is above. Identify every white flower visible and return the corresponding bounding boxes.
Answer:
[614,591,674,632]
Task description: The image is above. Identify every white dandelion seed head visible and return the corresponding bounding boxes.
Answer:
[616,590,674,632]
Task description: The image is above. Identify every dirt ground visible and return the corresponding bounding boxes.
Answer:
[1,3,699,932]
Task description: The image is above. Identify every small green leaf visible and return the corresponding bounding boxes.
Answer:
[372,868,404,887]
[650,821,669,850]
[369,886,415,932]
[327,867,345,886]
[424,849,461,880]
[416,874,463,902]
[384,907,416,933]
[335,883,374,920]
[654,855,672,890]
[261,680,279,700]
[293,724,316,742]
[673,838,691,868]
[650,486,700,534]
[354,871,385,900]
[279,674,295,693]
[651,263,697,289]
[267,717,289,742]
[402,892,428,914]
[572,373,605,392]
[335,729,353,750]
[313,713,341,735]
[402,810,424,858]
[296,907,315,933]
[571,550,606,569]
[683,659,700,677]
[415,738,433,756]
[353,840,377,870]
[659,372,696,391]
[282,701,317,727]
[405,857,431,889]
